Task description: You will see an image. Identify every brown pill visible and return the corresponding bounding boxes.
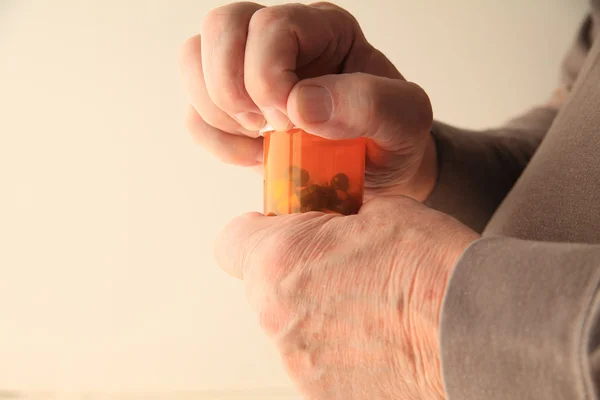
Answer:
[299,184,317,206]
[324,186,342,209]
[289,166,310,186]
[336,190,348,201]
[336,196,360,215]
[330,173,350,192]
[299,184,326,211]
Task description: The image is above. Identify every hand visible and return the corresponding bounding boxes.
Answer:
[180,2,437,201]
[215,196,480,399]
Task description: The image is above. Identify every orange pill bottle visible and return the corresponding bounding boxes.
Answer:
[263,127,366,216]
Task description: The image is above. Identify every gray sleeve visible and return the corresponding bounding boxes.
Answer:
[425,108,556,233]
[424,15,593,233]
[440,236,600,400]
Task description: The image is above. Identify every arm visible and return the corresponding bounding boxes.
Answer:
[438,15,600,399]
[441,237,600,399]
[425,15,594,233]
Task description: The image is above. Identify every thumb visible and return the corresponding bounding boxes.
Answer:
[286,73,433,151]
[214,212,277,279]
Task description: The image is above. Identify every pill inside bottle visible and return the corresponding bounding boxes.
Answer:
[262,127,366,216]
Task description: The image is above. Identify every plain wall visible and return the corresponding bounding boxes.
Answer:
[0,0,588,398]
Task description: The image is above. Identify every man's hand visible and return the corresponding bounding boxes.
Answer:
[180,2,437,201]
[215,196,479,399]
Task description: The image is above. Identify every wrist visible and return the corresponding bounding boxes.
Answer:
[408,231,479,399]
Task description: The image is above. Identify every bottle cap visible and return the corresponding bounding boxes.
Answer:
[259,123,300,136]
[258,123,274,136]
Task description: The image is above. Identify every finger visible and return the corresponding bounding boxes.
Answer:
[200,2,267,131]
[286,73,433,151]
[214,212,280,279]
[186,105,263,166]
[214,211,328,280]
[244,3,357,131]
[180,34,256,136]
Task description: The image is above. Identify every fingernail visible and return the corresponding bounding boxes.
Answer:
[234,111,266,131]
[262,107,292,131]
[297,85,333,123]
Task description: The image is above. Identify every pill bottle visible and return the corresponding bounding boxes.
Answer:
[262,126,366,216]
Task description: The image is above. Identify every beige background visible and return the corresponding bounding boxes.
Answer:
[0,0,588,398]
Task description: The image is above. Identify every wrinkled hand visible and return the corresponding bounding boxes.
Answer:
[215,196,479,399]
[180,2,437,201]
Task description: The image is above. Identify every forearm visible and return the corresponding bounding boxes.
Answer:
[424,14,593,233]
[425,106,557,232]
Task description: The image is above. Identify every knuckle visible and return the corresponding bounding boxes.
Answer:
[353,75,433,136]
[201,6,255,112]
[245,5,303,106]
[310,1,346,14]
[249,6,293,32]
[311,1,357,23]
[309,1,337,8]
[203,2,262,35]
[202,6,235,37]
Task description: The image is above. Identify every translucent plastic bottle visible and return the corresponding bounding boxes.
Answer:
[263,127,366,216]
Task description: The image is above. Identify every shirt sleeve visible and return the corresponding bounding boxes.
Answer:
[440,236,600,399]
[437,13,600,400]
[424,15,593,233]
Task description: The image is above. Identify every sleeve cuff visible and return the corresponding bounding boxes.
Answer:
[440,236,600,400]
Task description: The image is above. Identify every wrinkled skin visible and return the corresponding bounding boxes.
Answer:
[215,197,479,399]
[181,2,481,399]
[180,2,437,202]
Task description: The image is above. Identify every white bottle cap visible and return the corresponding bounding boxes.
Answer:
[258,123,274,136]
[258,123,299,136]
